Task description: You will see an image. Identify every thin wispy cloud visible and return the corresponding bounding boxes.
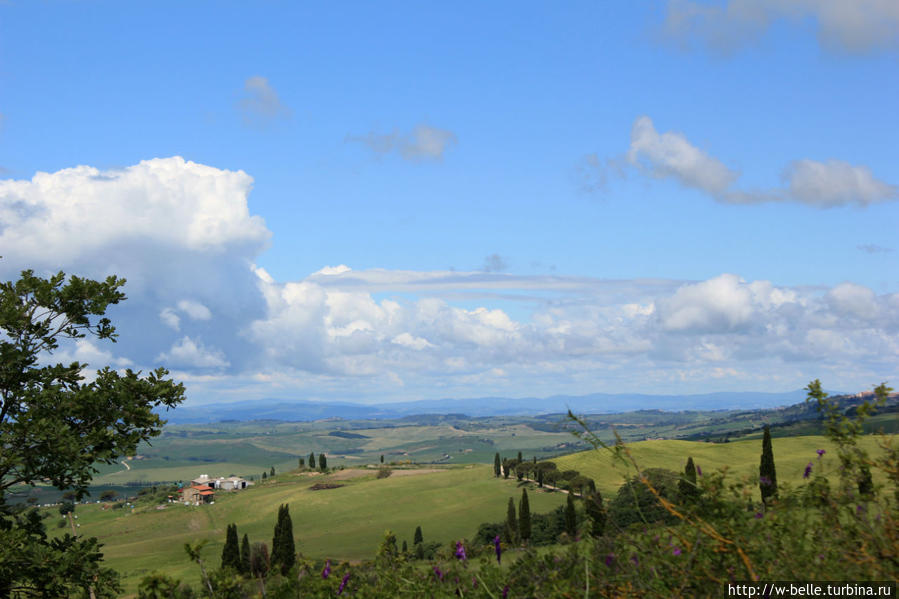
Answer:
[482,253,508,273]
[346,124,457,161]
[588,116,898,208]
[238,76,291,127]
[660,0,899,55]
[857,243,894,254]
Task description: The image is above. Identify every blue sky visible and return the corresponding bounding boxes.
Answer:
[1,1,897,406]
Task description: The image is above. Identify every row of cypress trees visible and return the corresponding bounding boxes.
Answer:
[301,452,328,471]
[220,503,296,577]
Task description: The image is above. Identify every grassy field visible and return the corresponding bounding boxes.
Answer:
[79,420,582,488]
[553,434,891,498]
[50,465,565,595]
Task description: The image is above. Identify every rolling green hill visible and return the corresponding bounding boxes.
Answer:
[51,465,565,595]
[553,434,890,498]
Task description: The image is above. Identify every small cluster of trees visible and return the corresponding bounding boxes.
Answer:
[497,454,597,496]
[404,525,441,560]
[477,485,607,549]
[298,452,328,472]
[209,503,296,595]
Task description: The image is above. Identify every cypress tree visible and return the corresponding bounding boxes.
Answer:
[494,452,501,478]
[585,491,606,538]
[537,468,544,488]
[517,451,523,464]
[760,425,778,503]
[505,497,517,544]
[564,493,576,537]
[380,454,384,464]
[519,489,531,544]
[679,457,699,503]
[271,503,296,575]
[319,454,328,471]
[271,505,284,558]
[262,471,267,480]
[240,533,251,575]
[298,457,304,468]
[858,464,874,496]
[413,525,423,545]
[221,523,240,570]
[502,459,510,479]
[309,452,316,469]
[401,539,407,554]
[270,466,275,477]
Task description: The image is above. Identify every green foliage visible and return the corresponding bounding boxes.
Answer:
[678,456,699,503]
[221,523,240,571]
[608,468,680,529]
[519,489,531,543]
[584,490,606,538]
[759,425,778,503]
[249,542,269,579]
[505,497,517,544]
[0,269,184,597]
[240,533,251,575]
[564,493,576,537]
[271,504,296,575]
[137,572,182,599]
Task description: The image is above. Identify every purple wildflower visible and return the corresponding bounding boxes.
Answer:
[502,585,510,599]
[454,541,467,561]
[605,553,615,567]
[433,566,444,581]
[804,462,813,479]
[672,547,682,556]
[494,534,502,564]
[696,464,702,476]
[755,512,763,519]
[321,559,331,579]
[817,449,825,457]
[472,576,478,589]
[630,555,639,566]
[337,572,350,595]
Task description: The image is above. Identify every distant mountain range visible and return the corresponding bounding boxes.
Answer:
[162,389,830,424]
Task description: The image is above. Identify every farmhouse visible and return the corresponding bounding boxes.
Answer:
[181,485,215,505]
[182,474,252,505]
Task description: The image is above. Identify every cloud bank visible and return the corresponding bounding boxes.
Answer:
[2,158,895,400]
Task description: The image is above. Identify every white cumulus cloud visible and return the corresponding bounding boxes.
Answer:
[157,336,230,370]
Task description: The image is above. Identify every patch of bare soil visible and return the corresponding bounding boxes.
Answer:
[310,483,344,491]
[389,468,442,477]
[329,469,373,481]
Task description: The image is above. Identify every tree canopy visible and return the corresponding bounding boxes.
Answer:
[0,269,185,596]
